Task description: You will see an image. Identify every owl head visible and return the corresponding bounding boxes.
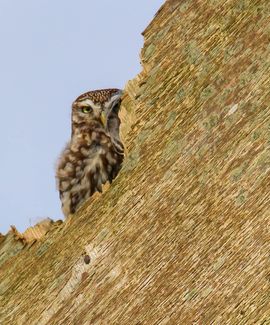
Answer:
[71,88,122,135]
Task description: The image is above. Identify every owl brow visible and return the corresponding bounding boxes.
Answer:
[77,99,100,109]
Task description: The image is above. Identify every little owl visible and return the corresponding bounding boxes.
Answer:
[56,89,124,217]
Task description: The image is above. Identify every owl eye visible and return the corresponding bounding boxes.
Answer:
[82,106,92,114]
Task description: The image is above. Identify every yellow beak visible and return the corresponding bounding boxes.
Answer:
[101,111,106,127]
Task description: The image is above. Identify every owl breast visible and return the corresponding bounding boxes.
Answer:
[56,129,123,217]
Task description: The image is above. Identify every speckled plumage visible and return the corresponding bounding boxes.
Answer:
[56,89,124,217]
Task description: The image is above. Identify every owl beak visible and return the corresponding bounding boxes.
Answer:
[101,111,106,127]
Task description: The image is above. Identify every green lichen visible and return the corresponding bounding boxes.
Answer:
[137,129,149,145]
[161,138,183,162]
[123,149,141,172]
[165,111,178,130]
[184,40,202,65]
[36,241,52,257]
[183,288,198,301]
[252,131,261,141]
[144,43,156,60]
[96,228,109,244]
[200,85,216,100]
[175,88,186,102]
[235,189,248,206]
[231,162,248,182]
[179,2,191,13]
[201,114,220,132]
[255,152,270,172]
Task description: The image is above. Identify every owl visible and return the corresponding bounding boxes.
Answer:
[56,89,124,217]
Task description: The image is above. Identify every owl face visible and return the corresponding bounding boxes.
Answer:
[71,89,122,135]
[72,99,104,127]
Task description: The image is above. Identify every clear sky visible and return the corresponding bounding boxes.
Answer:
[0,0,164,234]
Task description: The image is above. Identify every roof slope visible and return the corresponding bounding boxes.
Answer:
[1,0,269,323]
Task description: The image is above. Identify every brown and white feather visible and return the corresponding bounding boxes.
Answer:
[56,89,124,217]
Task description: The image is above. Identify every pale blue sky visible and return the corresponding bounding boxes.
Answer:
[0,1,164,234]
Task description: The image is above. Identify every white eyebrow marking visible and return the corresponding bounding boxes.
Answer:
[77,99,101,110]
